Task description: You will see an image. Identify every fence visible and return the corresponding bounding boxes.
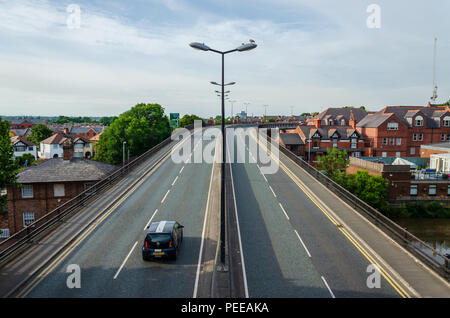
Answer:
[261,130,450,280]
[0,124,194,264]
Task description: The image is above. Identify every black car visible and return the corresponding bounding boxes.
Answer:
[142,221,184,261]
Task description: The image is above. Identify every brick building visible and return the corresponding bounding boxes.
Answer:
[420,141,450,158]
[356,103,450,158]
[9,118,47,130]
[1,141,116,239]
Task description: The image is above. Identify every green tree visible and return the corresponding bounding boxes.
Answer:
[179,114,204,127]
[99,116,118,126]
[317,148,349,176]
[95,103,171,164]
[29,124,53,147]
[15,153,35,167]
[0,118,20,211]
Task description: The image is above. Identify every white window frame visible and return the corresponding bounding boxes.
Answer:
[418,133,423,141]
[387,122,398,130]
[382,152,387,157]
[443,116,450,127]
[410,185,418,196]
[396,152,401,157]
[23,212,35,227]
[0,229,10,239]
[382,138,388,145]
[410,147,415,155]
[412,134,417,141]
[429,185,437,196]
[442,133,446,142]
[396,138,402,145]
[414,116,424,127]
[21,185,33,198]
[53,184,65,197]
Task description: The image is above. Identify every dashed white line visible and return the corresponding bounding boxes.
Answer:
[279,203,290,220]
[113,241,138,280]
[144,209,158,231]
[321,276,335,298]
[179,166,184,174]
[294,230,311,257]
[268,185,277,198]
[257,165,268,182]
[172,176,179,186]
[161,189,170,203]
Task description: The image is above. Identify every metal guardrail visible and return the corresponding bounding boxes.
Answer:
[261,129,450,280]
[0,124,195,264]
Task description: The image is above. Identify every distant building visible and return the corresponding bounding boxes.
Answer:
[2,140,116,238]
[420,141,450,158]
[8,118,47,130]
[11,136,37,159]
[38,130,92,159]
[48,124,106,139]
[308,108,368,127]
[10,128,32,137]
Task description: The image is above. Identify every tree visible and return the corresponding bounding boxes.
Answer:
[99,116,117,126]
[29,124,53,147]
[95,103,171,164]
[0,118,20,211]
[179,114,204,127]
[317,148,349,176]
[15,153,35,167]
[301,112,311,117]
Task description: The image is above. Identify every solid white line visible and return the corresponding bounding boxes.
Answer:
[279,203,290,220]
[294,230,311,257]
[161,189,170,203]
[193,144,216,298]
[257,165,268,182]
[113,241,138,280]
[172,176,179,186]
[143,209,158,231]
[321,276,335,298]
[228,136,250,298]
[179,166,184,174]
[268,185,277,198]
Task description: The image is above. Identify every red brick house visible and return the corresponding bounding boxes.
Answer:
[356,103,450,158]
[1,141,116,239]
[9,118,47,130]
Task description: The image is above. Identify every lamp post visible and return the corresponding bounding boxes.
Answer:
[190,40,257,267]
[123,141,127,168]
[229,100,237,121]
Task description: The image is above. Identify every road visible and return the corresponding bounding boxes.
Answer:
[21,130,216,297]
[227,127,401,298]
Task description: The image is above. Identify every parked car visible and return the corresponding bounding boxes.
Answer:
[142,221,184,261]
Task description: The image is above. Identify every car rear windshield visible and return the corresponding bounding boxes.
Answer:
[147,233,171,243]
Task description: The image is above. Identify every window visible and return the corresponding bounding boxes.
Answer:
[351,138,357,149]
[447,185,450,196]
[28,146,33,151]
[410,147,415,155]
[396,152,400,157]
[412,134,417,141]
[21,185,33,198]
[333,139,337,148]
[355,152,361,158]
[23,212,35,227]
[382,152,387,157]
[414,115,424,126]
[390,137,395,145]
[442,133,446,142]
[447,134,450,141]
[53,184,65,197]
[443,116,450,127]
[387,122,398,130]
[418,133,423,141]
[429,185,436,196]
[410,185,418,196]
[382,138,388,145]
[341,119,345,126]
[396,138,402,145]
[14,146,26,152]
[0,228,10,239]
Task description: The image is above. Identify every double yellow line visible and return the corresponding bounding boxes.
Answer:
[17,133,193,298]
[252,131,412,298]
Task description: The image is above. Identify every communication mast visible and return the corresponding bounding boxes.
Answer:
[431,37,438,103]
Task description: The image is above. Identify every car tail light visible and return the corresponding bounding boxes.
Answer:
[145,241,148,249]
[169,240,173,248]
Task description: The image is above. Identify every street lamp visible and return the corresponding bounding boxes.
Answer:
[123,141,127,167]
[190,40,257,268]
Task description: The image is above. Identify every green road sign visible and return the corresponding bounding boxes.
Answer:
[170,113,180,128]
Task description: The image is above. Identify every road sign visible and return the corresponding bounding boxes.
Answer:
[169,113,180,128]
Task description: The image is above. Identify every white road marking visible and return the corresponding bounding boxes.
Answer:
[257,165,268,182]
[172,176,179,186]
[179,166,184,174]
[294,230,311,257]
[229,135,250,298]
[268,185,277,198]
[193,149,215,298]
[321,276,335,298]
[113,241,138,280]
[279,203,290,220]
[161,189,170,203]
[143,209,158,231]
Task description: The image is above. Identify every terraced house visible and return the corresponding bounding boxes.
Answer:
[356,103,450,157]
[38,130,93,159]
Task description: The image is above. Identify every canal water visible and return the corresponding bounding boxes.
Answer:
[394,218,450,257]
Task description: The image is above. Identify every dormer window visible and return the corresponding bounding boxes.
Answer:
[341,119,345,126]
[387,122,398,130]
[414,115,423,127]
[443,116,450,127]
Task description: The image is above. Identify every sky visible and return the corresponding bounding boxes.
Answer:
[0,0,449,118]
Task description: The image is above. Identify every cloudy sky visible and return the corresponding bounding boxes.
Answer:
[0,0,449,118]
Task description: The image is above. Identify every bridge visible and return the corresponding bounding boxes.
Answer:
[0,124,449,298]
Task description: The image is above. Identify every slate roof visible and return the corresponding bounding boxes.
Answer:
[10,128,31,136]
[279,133,304,145]
[41,132,90,145]
[17,158,117,183]
[11,136,35,146]
[295,126,361,141]
[312,108,368,124]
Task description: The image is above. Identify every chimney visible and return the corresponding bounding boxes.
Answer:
[63,139,74,160]
[350,111,356,128]
[314,118,321,128]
